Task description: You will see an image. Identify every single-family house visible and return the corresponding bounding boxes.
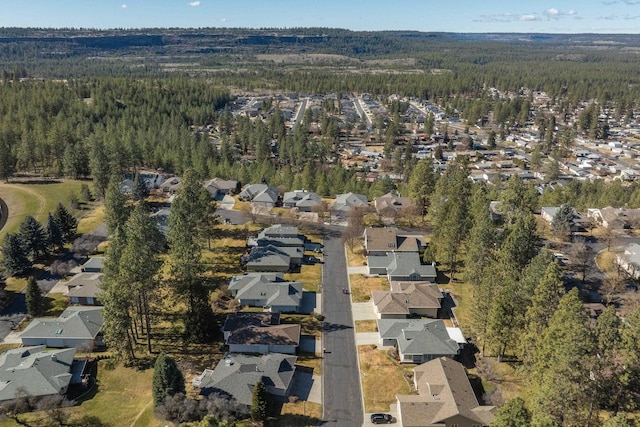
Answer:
[282,190,321,212]
[239,184,279,210]
[374,192,414,218]
[193,353,297,410]
[64,273,103,306]
[245,245,303,272]
[203,178,238,200]
[372,282,443,319]
[19,307,104,350]
[248,225,305,248]
[377,318,465,363]
[331,192,369,218]
[587,206,640,229]
[618,242,640,279]
[222,313,300,354]
[364,227,421,257]
[80,257,104,273]
[541,205,590,231]
[396,357,495,427]
[228,273,303,313]
[159,176,181,194]
[222,312,281,341]
[0,346,83,402]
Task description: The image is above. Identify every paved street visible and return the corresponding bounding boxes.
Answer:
[321,228,363,427]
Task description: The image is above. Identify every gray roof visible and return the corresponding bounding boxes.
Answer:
[228,273,285,293]
[63,273,103,291]
[66,279,102,300]
[246,246,291,270]
[0,346,76,402]
[387,253,437,281]
[81,257,104,272]
[282,190,321,208]
[378,319,459,358]
[235,278,303,310]
[241,184,279,203]
[261,224,299,237]
[19,307,104,341]
[195,353,297,406]
[332,192,369,212]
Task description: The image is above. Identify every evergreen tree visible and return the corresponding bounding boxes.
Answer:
[0,232,31,276]
[53,203,77,243]
[166,169,214,342]
[89,137,111,200]
[18,215,48,260]
[152,352,185,408]
[619,306,640,411]
[464,184,497,286]
[551,204,576,242]
[131,172,149,201]
[119,201,162,354]
[529,288,596,424]
[100,227,136,362]
[492,397,531,427]
[25,276,45,316]
[498,213,538,276]
[104,175,130,235]
[603,413,634,427]
[250,379,269,421]
[520,261,565,364]
[498,174,538,224]
[46,212,64,251]
[407,157,437,218]
[430,156,470,280]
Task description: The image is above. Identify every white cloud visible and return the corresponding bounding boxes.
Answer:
[545,8,559,16]
[188,1,200,6]
[121,4,127,8]
[521,14,538,21]
[220,18,229,22]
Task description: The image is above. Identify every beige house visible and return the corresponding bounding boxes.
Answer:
[372,282,443,319]
[397,357,495,427]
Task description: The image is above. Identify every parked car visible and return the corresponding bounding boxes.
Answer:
[371,413,392,424]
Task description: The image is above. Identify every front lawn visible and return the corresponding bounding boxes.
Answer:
[285,263,322,292]
[358,345,412,413]
[355,320,378,333]
[349,274,389,303]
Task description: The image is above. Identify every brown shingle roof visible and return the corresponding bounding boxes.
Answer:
[373,282,442,315]
[226,324,300,347]
[398,357,495,426]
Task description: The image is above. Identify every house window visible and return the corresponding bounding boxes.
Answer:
[86,297,94,305]
[70,297,79,304]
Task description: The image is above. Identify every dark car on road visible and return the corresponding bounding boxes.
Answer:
[371,413,392,424]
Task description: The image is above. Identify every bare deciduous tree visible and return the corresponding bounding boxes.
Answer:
[571,236,594,283]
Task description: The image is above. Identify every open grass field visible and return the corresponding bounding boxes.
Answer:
[358,345,412,413]
[0,180,92,239]
[277,401,322,426]
[349,274,389,303]
[76,204,105,235]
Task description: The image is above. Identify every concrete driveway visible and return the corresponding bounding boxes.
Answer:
[352,302,377,321]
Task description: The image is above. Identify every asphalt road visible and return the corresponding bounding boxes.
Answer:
[321,226,363,427]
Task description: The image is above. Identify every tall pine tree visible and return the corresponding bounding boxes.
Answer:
[166,169,214,342]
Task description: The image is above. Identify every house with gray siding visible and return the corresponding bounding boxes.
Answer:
[193,353,297,410]
[377,318,465,363]
[0,346,81,402]
[222,313,300,354]
[229,272,303,313]
[19,307,104,349]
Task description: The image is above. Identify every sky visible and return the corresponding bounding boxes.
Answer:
[1,0,640,33]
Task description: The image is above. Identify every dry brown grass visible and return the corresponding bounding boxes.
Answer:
[349,274,389,303]
[278,401,322,426]
[596,249,621,272]
[355,320,378,333]
[295,353,322,375]
[346,244,367,267]
[76,204,105,234]
[358,345,412,413]
[285,263,322,293]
